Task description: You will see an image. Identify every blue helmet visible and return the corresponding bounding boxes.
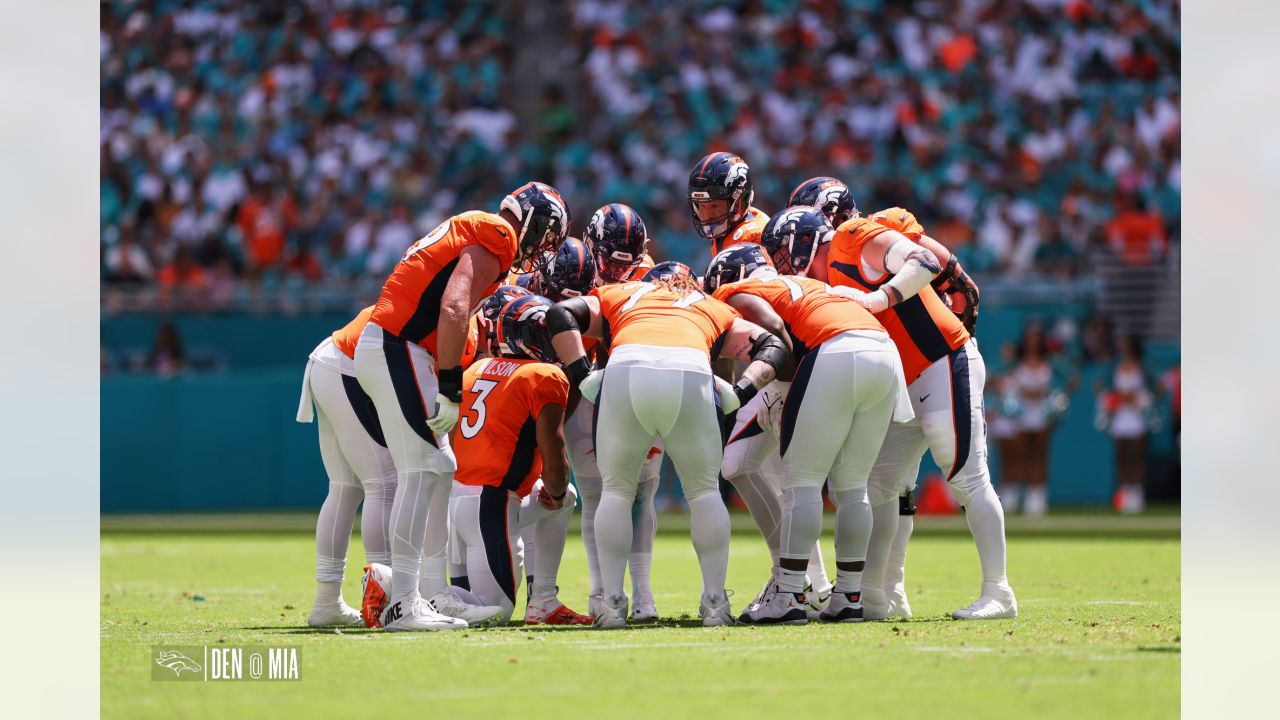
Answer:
[788,176,858,227]
[704,243,773,293]
[688,152,754,243]
[478,284,534,356]
[537,236,596,301]
[760,206,834,275]
[496,294,558,363]
[642,261,694,284]
[585,203,648,283]
[500,181,571,270]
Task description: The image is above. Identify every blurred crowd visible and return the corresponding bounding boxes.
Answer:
[101,0,1180,294]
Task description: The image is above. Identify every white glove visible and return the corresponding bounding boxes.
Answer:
[831,285,889,313]
[755,381,790,436]
[579,370,604,404]
[426,393,459,435]
[714,376,742,414]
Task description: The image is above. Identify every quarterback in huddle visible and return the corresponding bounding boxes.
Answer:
[295,152,1016,632]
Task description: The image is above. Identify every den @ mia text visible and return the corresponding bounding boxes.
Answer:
[152,646,300,681]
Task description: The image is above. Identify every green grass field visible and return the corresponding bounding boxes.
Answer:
[101,515,1179,719]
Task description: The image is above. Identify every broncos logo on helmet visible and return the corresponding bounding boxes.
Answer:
[586,203,648,283]
[501,181,571,271]
[688,152,755,243]
[641,260,695,284]
[760,206,834,275]
[537,236,596,301]
[495,294,558,363]
[478,284,534,356]
[703,243,774,293]
[788,176,858,227]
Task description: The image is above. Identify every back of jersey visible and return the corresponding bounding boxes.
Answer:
[371,211,518,355]
[827,216,967,383]
[712,275,883,359]
[591,282,741,356]
[452,358,569,497]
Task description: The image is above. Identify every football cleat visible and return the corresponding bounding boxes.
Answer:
[742,575,778,616]
[819,592,865,623]
[860,586,891,621]
[952,581,1018,620]
[699,591,736,627]
[630,593,658,622]
[381,593,468,632]
[526,599,593,626]
[427,590,507,627]
[361,563,392,628]
[803,580,832,621]
[593,594,628,629]
[587,590,604,618]
[738,589,807,626]
[308,602,363,628]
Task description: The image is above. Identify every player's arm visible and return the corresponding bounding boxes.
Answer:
[535,403,569,506]
[850,229,942,313]
[546,295,603,390]
[429,245,502,433]
[724,294,796,381]
[917,234,981,331]
[715,318,788,412]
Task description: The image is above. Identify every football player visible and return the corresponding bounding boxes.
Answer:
[572,203,665,620]
[355,182,569,631]
[546,268,788,627]
[446,295,592,625]
[509,236,597,302]
[706,239,912,624]
[772,195,1016,621]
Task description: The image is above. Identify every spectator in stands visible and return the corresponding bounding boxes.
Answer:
[148,321,186,377]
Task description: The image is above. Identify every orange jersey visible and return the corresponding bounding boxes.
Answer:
[712,275,883,359]
[370,211,518,356]
[712,206,769,255]
[828,216,969,383]
[452,358,569,497]
[591,282,740,355]
[461,315,481,367]
[332,306,375,360]
[869,206,926,240]
[624,252,657,282]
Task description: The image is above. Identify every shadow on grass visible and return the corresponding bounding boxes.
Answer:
[1136,645,1180,653]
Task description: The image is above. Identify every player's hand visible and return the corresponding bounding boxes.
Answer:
[830,285,889,313]
[536,486,564,510]
[427,393,459,435]
[714,376,741,414]
[755,382,789,436]
[579,370,604,404]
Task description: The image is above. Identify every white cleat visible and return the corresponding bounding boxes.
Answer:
[593,594,628,629]
[738,587,807,625]
[428,590,507,627]
[885,584,913,618]
[587,590,604,618]
[308,602,363,628]
[803,580,832,621]
[700,591,736,627]
[381,593,468,632]
[630,593,659,622]
[743,576,777,615]
[952,581,1018,620]
[860,586,891,620]
[818,591,865,623]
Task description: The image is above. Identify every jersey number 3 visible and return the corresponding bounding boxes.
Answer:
[459,378,498,439]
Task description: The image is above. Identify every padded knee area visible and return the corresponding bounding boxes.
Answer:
[947,474,991,507]
[830,486,868,509]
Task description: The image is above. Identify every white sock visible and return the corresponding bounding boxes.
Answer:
[777,566,806,594]
[315,579,344,606]
[360,478,395,567]
[778,485,823,591]
[863,499,899,597]
[533,501,574,594]
[577,475,604,595]
[964,484,1009,585]
[521,522,538,594]
[886,513,913,593]
[417,553,448,598]
[315,481,361,585]
[594,490,634,598]
[315,553,346,605]
[806,542,831,592]
[630,553,652,599]
[630,478,658,597]
[687,492,731,597]
[831,487,871,594]
[729,471,783,561]
[387,470,440,601]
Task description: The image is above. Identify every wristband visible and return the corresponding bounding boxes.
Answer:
[551,488,567,501]
[733,379,758,407]
[437,366,463,403]
[565,356,591,387]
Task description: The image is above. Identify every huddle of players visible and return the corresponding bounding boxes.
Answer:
[299,151,1018,632]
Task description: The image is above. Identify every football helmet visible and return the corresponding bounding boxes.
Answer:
[500,182,571,271]
[760,206,834,275]
[478,284,534,356]
[537,236,596,301]
[496,294,558,363]
[688,152,754,243]
[704,243,774,293]
[788,177,858,227]
[585,203,648,283]
[642,261,694,284]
